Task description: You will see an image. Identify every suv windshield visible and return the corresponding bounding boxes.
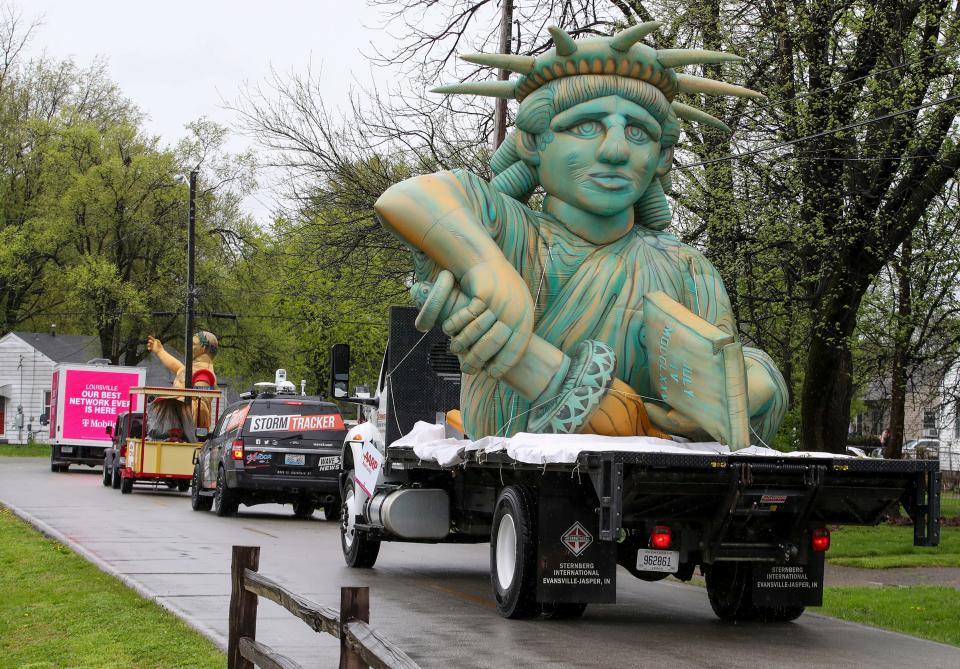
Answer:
[243,399,345,442]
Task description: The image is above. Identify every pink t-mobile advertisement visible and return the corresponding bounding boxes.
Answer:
[61,370,142,442]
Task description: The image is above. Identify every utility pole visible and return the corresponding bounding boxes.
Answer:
[493,0,514,149]
[184,169,197,390]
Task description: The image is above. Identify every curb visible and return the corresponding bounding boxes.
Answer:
[0,499,228,653]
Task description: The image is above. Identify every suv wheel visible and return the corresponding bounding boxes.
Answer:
[323,498,340,521]
[293,500,315,518]
[102,458,112,486]
[111,462,122,489]
[214,466,239,517]
[191,463,213,511]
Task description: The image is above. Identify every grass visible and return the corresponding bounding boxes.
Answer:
[0,505,224,668]
[0,443,50,457]
[815,586,960,646]
[940,494,960,518]
[828,524,960,568]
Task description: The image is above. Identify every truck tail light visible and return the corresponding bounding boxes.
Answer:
[812,527,830,552]
[231,438,245,461]
[650,525,672,550]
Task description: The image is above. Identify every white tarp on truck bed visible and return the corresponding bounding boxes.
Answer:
[392,421,851,467]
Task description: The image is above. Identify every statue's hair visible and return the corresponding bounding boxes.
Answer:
[195,330,218,357]
[490,75,679,231]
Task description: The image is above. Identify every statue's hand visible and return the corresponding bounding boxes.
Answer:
[413,265,533,378]
[146,335,164,353]
[644,403,713,441]
[453,260,533,378]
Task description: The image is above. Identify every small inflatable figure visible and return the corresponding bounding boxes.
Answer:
[146,332,218,428]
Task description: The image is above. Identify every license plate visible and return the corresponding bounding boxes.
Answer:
[637,549,679,573]
[284,454,306,466]
[61,446,73,454]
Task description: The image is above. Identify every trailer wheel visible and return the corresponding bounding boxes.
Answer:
[111,462,122,489]
[191,464,213,511]
[120,475,134,495]
[490,484,540,619]
[214,467,239,517]
[341,472,380,568]
[705,562,756,621]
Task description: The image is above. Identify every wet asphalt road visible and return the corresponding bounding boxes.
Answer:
[1,457,959,669]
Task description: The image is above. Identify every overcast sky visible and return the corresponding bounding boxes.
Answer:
[23,0,391,223]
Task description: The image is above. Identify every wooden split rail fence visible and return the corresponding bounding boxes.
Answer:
[228,545,421,669]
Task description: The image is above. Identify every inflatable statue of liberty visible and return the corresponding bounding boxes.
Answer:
[375,22,787,449]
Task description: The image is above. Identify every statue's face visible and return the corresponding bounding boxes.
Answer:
[537,95,662,217]
[192,335,203,359]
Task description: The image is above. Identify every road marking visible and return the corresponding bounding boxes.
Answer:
[243,526,279,538]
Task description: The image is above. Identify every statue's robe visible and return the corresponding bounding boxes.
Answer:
[444,170,785,441]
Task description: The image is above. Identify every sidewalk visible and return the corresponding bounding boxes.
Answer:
[826,563,960,589]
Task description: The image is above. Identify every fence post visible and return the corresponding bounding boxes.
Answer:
[228,545,260,669]
[339,586,370,669]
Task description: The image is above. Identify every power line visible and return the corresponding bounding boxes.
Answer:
[676,94,960,170]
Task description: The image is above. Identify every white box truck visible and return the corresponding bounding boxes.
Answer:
[49,362,146,472]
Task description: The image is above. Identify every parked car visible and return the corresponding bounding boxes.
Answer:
[102,411,144,489]
[191,395,346,518]
[903,439,940,460]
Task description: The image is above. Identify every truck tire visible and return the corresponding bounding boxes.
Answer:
[111,463,122,489]
[177,479,190,493]
[102,459,112,486]
[191,463,213,511]
[120,475,134,494]
[490,484,540,619]
[293,500,315,519]
[542,602,588,619]
[214,467,239,517]
[341,472,380,568]
[705,562,806,622]
[50,461,60,473]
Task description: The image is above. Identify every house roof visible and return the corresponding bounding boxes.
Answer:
[10,331,101,364]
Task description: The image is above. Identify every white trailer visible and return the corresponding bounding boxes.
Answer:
[49,362,146,472]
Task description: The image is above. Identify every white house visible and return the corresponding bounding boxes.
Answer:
[0,331,101,444]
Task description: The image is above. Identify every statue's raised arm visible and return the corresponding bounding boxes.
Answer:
[375,22,787,448]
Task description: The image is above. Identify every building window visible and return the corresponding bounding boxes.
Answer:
[923,410,937,432]
[43,390,51,419]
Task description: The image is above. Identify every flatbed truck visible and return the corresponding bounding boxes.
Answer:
[330,307,940,621]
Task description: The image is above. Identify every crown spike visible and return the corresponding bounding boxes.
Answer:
[672,101,731,132]
[548,25,578,57]
[431,80,518,99]
[676,73,765,100]
[609,21,664,52]
[461,53,537,74]
[657,49,743,68]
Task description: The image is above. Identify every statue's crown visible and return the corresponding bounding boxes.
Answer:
[433,22,764,132]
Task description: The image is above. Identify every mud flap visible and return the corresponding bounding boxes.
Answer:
[537,473,616,604]
[751,553,824,607]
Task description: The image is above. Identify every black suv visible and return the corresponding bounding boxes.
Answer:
[191,396,346,518]
[102,412,144,489]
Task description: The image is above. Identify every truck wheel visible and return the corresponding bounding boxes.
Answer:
[120,475,134,494]
[214,467,239,517]
[341,472,380,568]
[293,500,315,518]
[111,463,122,489]
[542,602,588,620]
[191,464,213,511]
[176,479,190,493]
[490,484,540,619]
[50,461,60,473]
[705,562,756,621]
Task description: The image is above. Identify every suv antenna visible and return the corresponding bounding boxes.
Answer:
[300,379,307,396]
